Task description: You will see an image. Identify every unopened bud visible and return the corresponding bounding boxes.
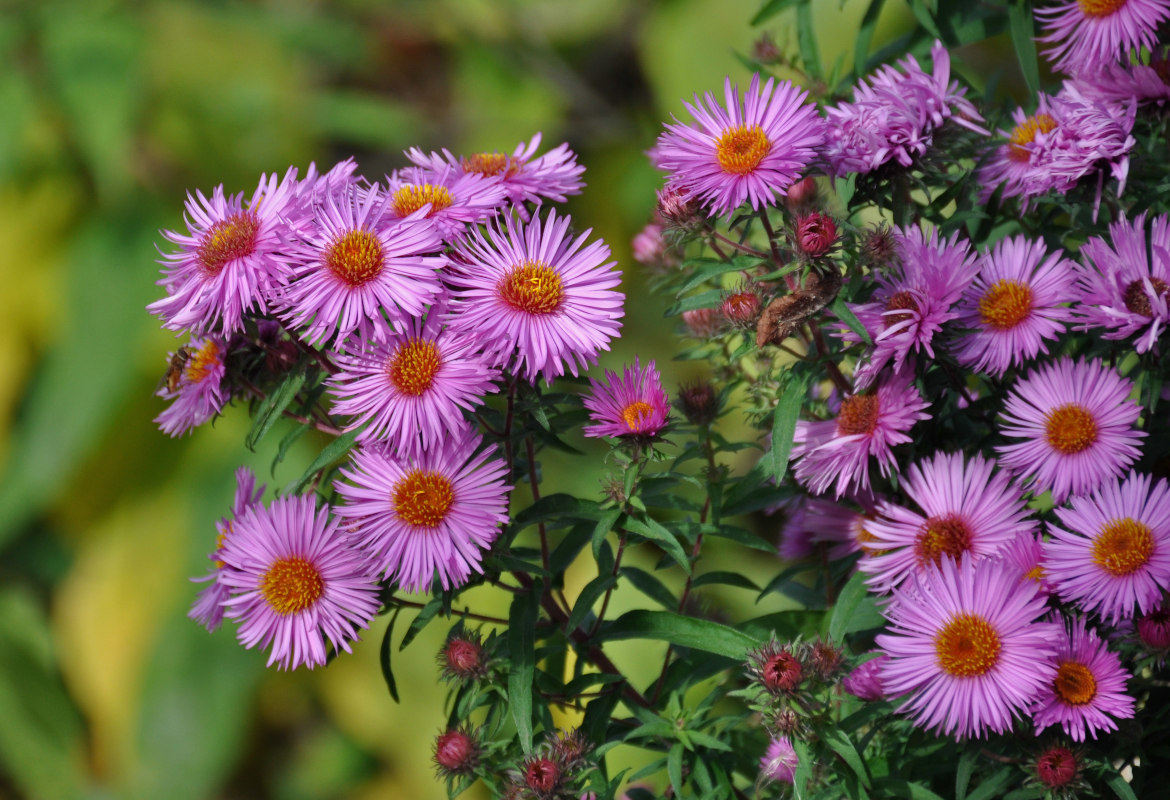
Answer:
[678,380,719,426]
[682,307,723,337]
[1138,607,1170,650]
[784,176,818,213]
[1035,745,1078,789]
[524,757,561,794]
[795,212,837,257]
[440,634,488,682]
[657,185,699,228]
[434,728,479,775]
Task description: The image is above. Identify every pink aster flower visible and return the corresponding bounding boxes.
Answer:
[1044,472,1170,622]
[189,466,266,632]
[996,357,1145,503]
[383,165,507,241]
[655,73,824,217]
[148,167,299,335]
[758,736,798,784]
[1074,212,1170,353]
[999,533,1055,598]
[1032,615,1135,741]
[405,132,585,210]
[950,235,1076,377]
[791,368,930,498]
[154,335,229,437]
[333,428,510,592]
[445,209,624,384]
[843,654,889,701]
[280,182,446,347]
[1036,0,1170,75]
[844,226,978,387]
[978,86,1135,205]
[860,453,1037,594]
[877,555,1060,739]
[1070,58,1170,107]
[582,357,670,439]
[327,310,500,455]
[217,494,381,670]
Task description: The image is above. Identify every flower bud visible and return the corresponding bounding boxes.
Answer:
[748,639,804,694]
[1035,745,1078,789]
[524,757,561,795]
[434,728,480,776]
[722,289,763,328]
[439,634,488,682]
[1137,607,1170,650]
[753,32,782,64]
[681,307,723,338]
[632,223,667,268]
[677,380,719,426]
[784,176,818,213]
[842,654,888,701]
[656,185,699,228]
[795,212,837,257]
[808,639,843,681]
[861,223,898,268]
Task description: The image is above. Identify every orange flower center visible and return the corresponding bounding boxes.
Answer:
[884,290,919,328]
[261,556,324,616]
[1078,0,1128,18]
[1092,517,1154,576]
[935,613,1001,677]
[463,152,511,177]
[198,211,259,276]
[388,338,442,396]
[915,514,973,567]
[1054,661,1097,706]
[326,229,384,287]
[184,339,224,383]
[498,262,563,315]
[1123,277,1169,317]
[1024,564,1045,583]
[836,394,880,436]
[394,470,455,528]
[978,279,1034,330]
[1044,403,1098,454]
[622,401,655,431]
[1008,114,1057,163]
[715,124,771,175]
[392,184,453,217]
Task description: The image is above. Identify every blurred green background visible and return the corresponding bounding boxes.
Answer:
[0,1,948,797]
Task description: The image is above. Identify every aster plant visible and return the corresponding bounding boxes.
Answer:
[146,1,1170,798]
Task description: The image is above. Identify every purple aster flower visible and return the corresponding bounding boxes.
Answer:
[383,165,507,241]
[582,357,670,439]
[217,494,381,670]
[950,235,1076,377]
[999,533,1055,598]
[758,736,798,784]
[1070,58,1170,107]
[1032,615,1135,741]
[822,40,987,176]
[445,209,624,384]
[1044,472,1170,622]
[877,555,1060,739]
[860,453,1037,594]
[405,133,585,211]
[844,226,978,387]
[978,86,1135,206]
[654,73,824,217]
[148,167,299,335]
[189,467,267,632]
[996,357,1145,503]
[1036,0,1170,75]
[280,182,446,347]
[1074,212,1170,353]
[327,310,500,454]
[791,368,930,498]
[843,654,889,701]
[154,335,229,437]
[333,428,510,592]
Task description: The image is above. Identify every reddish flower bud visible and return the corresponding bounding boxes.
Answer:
[795,212,837,257]
[678,380,719,426]
[861,223,898,268]
[1036,745,1078,788]
[1137,607,1170,650]
[549,728,592,770]
[753,32,782,64]
[632,223,668,268]
[657,185,699,228]
[749,639,804,694]
[809,639,843,680]
[681,307,723,337]
[434,728,479,775]
[784,176,818,212]
[440,634,488,682]
[524,757,561,795]
[842,655,888,701]
[722,290,762,327]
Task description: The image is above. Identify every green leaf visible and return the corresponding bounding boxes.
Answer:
[668,742,685,794]
[795,2,822,80]
[751,0,800,25]
[592,508,623,561]
[619,566,677,609]
[821,728,871,789]
[600,610,758,660]
[272,421,311,474]
[872,779,947,800]
[512,493,597,531]
[378,611,401,703]
[565,573,617,632]
[399,595,444,651]
[955,749,977,800]
[966,767,1015,800]
[827,570,885,641]
[767,371,809,482]
[854,0,887,78]
[623,515,691,572]
[831,296,871,344]
[1105,772,1140,800]
[508,587,540,752]
[740,610,825,642]
[245,369,307,451]
[1008,1,1040,101]
[679,256,764,293]
[664,288,725,317]
[907,0,944,40]
[287,429,358,493]
[690,571,759,591]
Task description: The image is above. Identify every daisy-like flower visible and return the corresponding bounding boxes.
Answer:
[877,555,1060,739]
[189,466,266,632]
[1044,472,1170,622]
[280,182,446,346]
[1071,58,1170,107]
[405,132,585,210]
[1000,533,1055,598]
[327,310,499,454]
[445,209,624,384]
[978,86,1135,205]
[844,226,979,387]
[792,369,930,498]
[860,453,1037,594]
[148,168,299,335]
[217,494,381,670]
[758,736,798,784]
[654,73,824,217]
[996,357,1145,503]
[950,235,1076,377]
[155,335,229,437]
[333,428,510,592]
[1032,615,1135,741]
[1074,212,1170,353]
[383,165,507,241]
[1036,0,1170,75]
[582,357,670,439]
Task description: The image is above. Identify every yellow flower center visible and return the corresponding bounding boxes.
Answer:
[393,470,455,528]
[198,211,260,276]
[498,262,563,315]
[836,394,879,436]
[1053,661,1097,706]
[1078,0,1128,18]
[388,338,442,396]
[884,290,919,329]
[184,339,224,383]
[715,124,771,175]
[463,152,511,177]
[261,556,324,616]
[622,401,654,431]
[1024,564,1045,583]
[326,230,384,287]
[1044,403,1098,454]
[978,279,1034,330]
[1092,517,1154,576]
[915,514,973,567]
[935,613,1001,677]
[392,184,453,217]
[1008,114,1057,163]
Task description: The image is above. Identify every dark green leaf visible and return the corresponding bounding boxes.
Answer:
[966,767,1015,800]
[600,610,758,659]
[751,0,800,25]
[1105,773,1139,800]
[668,742,685,794]
[821,728,871,789]
[955,749,977,800]
[795,2,821,80]
[619,566,677,609]
[872,779,947,800]
[288,429,358,493]
[272,421,311,474]
[679,256,764,293]
[508,587,540,752]
[624,515,690,572]
[690,571,759,591]
[399,595,443,651]
[664,289,724,317]
[740,610,825,641]
[565,573,617,632]
[378,611,401,703]
[831,295,871,344]
[827,570,886,641]
[854,0,887,78]
[1008,1,1040,101]
[907,0,944,40]
[246,369,307,451]
[768,371,809,482]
